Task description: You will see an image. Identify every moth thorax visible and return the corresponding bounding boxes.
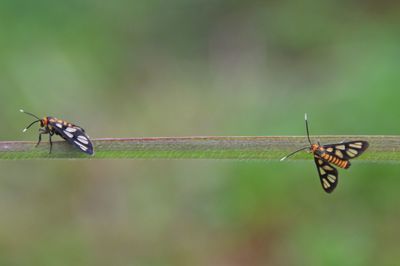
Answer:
[310,144,320,152]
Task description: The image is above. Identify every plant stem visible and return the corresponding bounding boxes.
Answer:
[0,136,398,160]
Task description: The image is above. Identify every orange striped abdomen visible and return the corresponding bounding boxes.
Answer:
[320,152,350,169]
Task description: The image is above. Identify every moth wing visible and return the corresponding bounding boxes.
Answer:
[323,141,369,161]
[314,155,338,193]
[59,125,94,155]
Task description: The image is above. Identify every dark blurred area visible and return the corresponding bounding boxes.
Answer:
[1,0,400,265]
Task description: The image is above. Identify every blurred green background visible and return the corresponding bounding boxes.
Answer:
[1,0,400,265]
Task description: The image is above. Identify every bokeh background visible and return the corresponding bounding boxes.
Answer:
[1,0,400,265]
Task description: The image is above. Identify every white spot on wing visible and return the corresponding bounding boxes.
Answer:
[65,127,77,133]
[326,147,333,152]
[56,123,63,128]
[322,178,330,188]
[327,174,336,183]
[74,141,88,151]
[335,150,344,158]
[323,165,334,171]
[347,149,358,157]
[319,167,326,175]
[336,145,345,150]
[64,131,73,138]
[77,135,89,144]
[349,143,362,149]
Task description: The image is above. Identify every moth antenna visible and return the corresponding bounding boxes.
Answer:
[304,113,312,145]
[20,109,41,120]
[20,109,42,132]
[22,120,40,132]
[280,146,310,161]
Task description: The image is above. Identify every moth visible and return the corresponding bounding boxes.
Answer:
[20,109,94,155]
[280,114,368,193]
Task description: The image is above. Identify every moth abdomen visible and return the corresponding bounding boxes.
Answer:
[320,151,350,169]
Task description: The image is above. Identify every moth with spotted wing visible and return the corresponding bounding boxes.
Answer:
[280,114,368,193]
[312,141,368,193]
[20,110,94,155]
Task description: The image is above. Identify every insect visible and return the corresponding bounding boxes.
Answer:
[20,109,94,155]
[280,114,368,193]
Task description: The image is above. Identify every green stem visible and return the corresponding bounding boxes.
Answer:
[0,136,398,160]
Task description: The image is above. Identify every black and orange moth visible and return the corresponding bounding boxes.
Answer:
[280,114,368,193]
[20,109,94,155]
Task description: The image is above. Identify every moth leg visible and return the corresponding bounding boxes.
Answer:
[36,128,49,147]
[35,134,42,147]
[48,132,54,154]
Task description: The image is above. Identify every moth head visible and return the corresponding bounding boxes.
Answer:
[40,117,49,127]
[310,144,319,152]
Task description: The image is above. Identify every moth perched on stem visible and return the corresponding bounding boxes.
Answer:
[20,110,94,155]
[280,114,368,193]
